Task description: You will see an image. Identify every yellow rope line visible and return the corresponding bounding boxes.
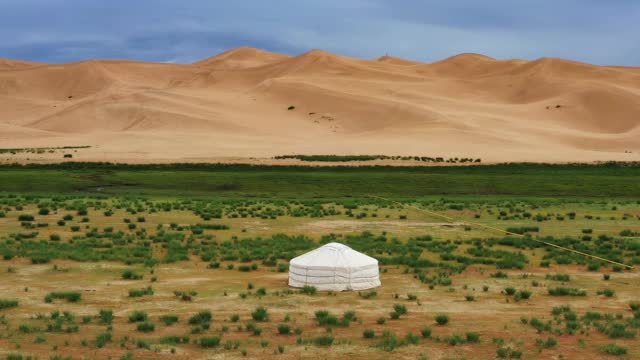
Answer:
[368,195,634,270]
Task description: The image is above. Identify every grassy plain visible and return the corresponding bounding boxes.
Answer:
[0,163,639,359]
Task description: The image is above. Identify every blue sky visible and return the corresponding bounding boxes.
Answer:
[1,0,638,65]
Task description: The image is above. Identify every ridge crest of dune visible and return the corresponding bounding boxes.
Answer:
[193,46,290,69]
[375,55,422,66]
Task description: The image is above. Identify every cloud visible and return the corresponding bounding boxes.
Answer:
[0,0,638,65]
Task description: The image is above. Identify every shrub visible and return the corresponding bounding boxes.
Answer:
[313,335,334,346]
[620,229,638,237]
[363,329,375,338]
[530,317,550,332]
[506,226,539,234]
[301,285,317,295]
[536,337,557,348]
[497,347,522,359]
[96,332,112,348]
[159,335,189,345]
[223,340,240,350]
[435,314,449,325]
[343,310,357,321]
[136,339,151,349]
[251,306,269,322]
[44,292,81,303]
[598,288,615,297]
[600,344,627,355]
[199,336,221,348]
[19,324,37,333]
[359,290,377,299]
[315,310,338,326]
[545,273,570,282]
[504,287,516,296]
[137,322,155,332]
[128,286,154,297]
[548,287,587,296]
[277,323,291,335]
[465,295,475,301]
[0,299,18,309]
[256,287,267,297]
[128,311,148,323]
[405,332,420,345]
[378,330,398,351]
[491,271,508,278]
[466,332,480,343]
[515,290,532,301]
[122,269,143,280]
[18,214,35,221]
[238,264,258,272]
[420,327,432,338]
[98,309,113,324]
[392,304,407,318]
[248,323,262,336]
[604,323,635,339]
[446,334,465,345]
[189,311,212,325]
[160,315,179,325]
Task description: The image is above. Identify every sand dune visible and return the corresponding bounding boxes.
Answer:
[1,47,639,163]
[194,46,291,70]
[0,58,44,70]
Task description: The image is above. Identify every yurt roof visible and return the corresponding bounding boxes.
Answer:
[290,242,378,269]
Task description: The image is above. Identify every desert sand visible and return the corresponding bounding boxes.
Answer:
[1,47,639,163]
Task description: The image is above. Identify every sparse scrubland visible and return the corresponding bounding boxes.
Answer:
[0,163,638,359]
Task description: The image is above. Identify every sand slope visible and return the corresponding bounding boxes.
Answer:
[1,47,639,163]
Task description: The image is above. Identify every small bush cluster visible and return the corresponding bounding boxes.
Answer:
[44,292,81,303]
[251,307,269,322]
[600,344,627,355]
[300,285,317,295]
[548,287,587,296]
[545,273,570,282]
[199,336,221,348]
[128,311,148,323]
[0,299,19,309]
[435,314,449,325]
[314,309,355,327]
[390,304,407,319]
[128,286,154,297]
[122,269,143,280]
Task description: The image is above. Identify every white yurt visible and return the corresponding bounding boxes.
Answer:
[288,242,381,291]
